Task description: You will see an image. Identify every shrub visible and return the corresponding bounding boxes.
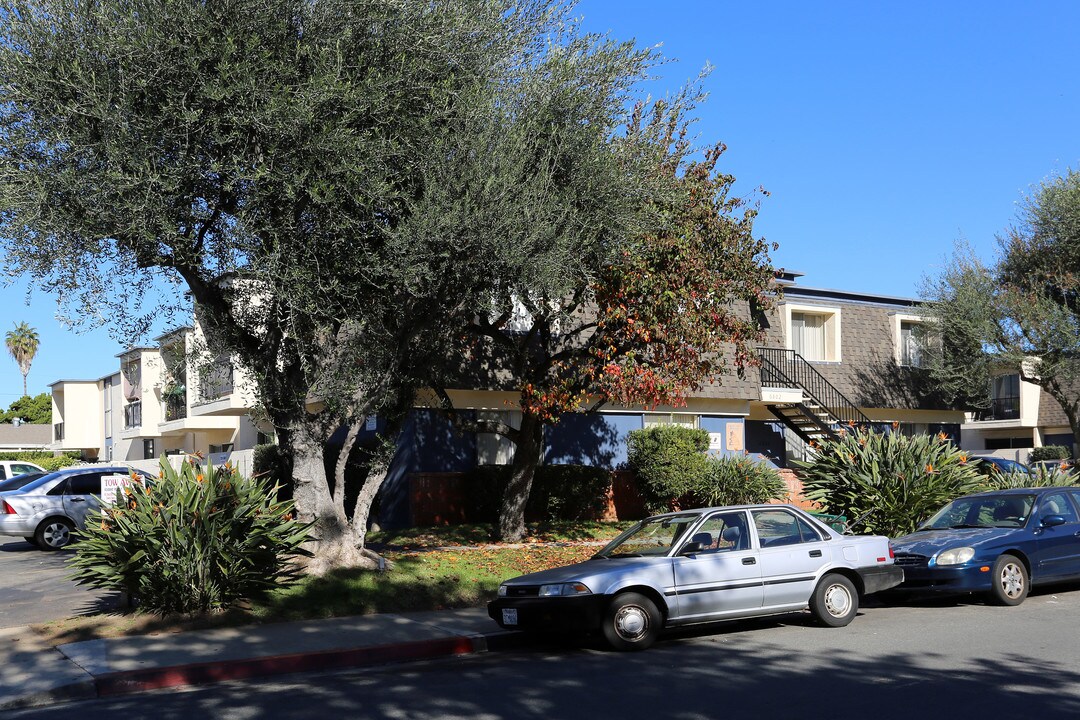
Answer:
[530,465,611,521]
[691,455,788,507]
[0,451,80,471]
[70,457,311,615]
[463,464,612,523]
[1030,445,1071,463]
[626,425,710,514]
[463,465,509,523]
[795,428,984,537]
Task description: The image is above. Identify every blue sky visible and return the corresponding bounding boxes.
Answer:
[2,0,1079,404]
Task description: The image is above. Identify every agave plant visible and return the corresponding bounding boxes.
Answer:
[70,456,311,615]
[795,428,984,537]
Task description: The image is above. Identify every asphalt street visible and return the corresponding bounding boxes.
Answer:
[0,538,118,628]
[6,583,1080,720]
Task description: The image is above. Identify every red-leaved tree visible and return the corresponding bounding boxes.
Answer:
[439,96,778,541]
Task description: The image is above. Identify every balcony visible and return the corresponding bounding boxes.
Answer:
[165,395,188,421]
[973,396,1020,422]
[124,400,143,429]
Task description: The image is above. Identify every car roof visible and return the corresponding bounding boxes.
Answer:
[643,503,803,520]
[963,486,1080,498]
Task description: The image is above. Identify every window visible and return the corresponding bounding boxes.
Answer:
[67,473,102,496]
[477,410,521,465]
[643,413,698,429]
[1040,492,1079,523]
[209,443,234,454]
[752,509,823,547]
[898,321,923,367]
[990,374,1020,420]
[143,439,156,460]
[784,304,841,362]
[693,511,750,553]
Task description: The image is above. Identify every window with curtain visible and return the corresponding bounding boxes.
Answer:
[899,321,923,367]
[791,312,827,361]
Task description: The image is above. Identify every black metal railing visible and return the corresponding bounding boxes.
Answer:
[165,395,188,421]
[198,360,234,402]
[973,396,1020,421]
[124,400,142,429]
[757,347,872,426]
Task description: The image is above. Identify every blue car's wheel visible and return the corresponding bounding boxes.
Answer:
[989,554,1028,606]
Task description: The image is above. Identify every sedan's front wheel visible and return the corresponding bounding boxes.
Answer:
[989,554,1028,606]
[602,592,661,651]
[810,573,858,627]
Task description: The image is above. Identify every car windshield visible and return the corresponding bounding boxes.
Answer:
[594,514,700,558]
[0,472,45,492]
[918,494,1036,530]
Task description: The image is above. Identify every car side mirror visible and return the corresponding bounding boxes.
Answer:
[679,541,704,556]
[1041,514,1066,528]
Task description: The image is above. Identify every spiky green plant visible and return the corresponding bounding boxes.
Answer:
[795,428,984,537]
[983,464,1076,490]
[692,455,788,507]
[70,457,311,615]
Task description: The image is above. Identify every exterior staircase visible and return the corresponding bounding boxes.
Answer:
[757,347,872,444]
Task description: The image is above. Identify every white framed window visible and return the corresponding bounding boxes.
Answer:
[477,410,522,465]
[643,413,699,429]
[783,304,841,362]
[891,313,926,368]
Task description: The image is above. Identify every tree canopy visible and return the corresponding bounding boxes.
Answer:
[921,169,1080,452]
[4,321,39,398]
[0,0,675,568]
[0,392,50,424]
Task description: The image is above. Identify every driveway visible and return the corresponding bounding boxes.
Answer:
[0,538,119,628]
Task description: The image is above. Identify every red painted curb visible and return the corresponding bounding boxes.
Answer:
[94,635,477,697]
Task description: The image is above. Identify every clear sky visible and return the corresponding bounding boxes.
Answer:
[1,0,1079,405]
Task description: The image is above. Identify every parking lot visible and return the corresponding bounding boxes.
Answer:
[0,538,118,628]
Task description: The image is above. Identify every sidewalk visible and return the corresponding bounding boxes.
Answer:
[0,607,527,711]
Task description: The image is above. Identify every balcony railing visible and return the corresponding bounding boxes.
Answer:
[757,347,872,427]
[198,360,235,402]
[124,400,142,429]
[165,395,188,421]
[973,396,1020,421]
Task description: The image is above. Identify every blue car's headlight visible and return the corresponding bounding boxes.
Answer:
[539,582,592,597]
[936,547,975,566]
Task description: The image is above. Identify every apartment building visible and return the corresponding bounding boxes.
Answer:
[48,327,264,462]
[959,368,1077,460]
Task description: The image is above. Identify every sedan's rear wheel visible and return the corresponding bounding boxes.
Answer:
[810,573,858,627]
[602,592,660,651]
[989,554,1028,606]
[35,518,75,550]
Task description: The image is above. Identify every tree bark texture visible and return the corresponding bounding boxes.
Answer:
[496,412,544,542]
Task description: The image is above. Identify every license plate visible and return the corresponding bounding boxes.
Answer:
[502,608,518,625]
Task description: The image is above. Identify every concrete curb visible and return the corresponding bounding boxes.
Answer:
[2,629,534,710]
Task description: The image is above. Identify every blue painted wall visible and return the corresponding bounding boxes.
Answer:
[545,412,643,469]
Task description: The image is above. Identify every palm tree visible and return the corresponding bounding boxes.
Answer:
[5,322,40,398]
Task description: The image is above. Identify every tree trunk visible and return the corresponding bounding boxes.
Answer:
[282,419,374,574]
[496,412,544,542]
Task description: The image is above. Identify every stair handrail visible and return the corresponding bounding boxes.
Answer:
[757,347,872,427]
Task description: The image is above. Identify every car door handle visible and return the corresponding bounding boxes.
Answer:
[69,497,85,503]
[809,550,822,558]
[742,557,756,565]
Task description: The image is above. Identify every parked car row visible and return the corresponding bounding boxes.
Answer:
[491,484,1080,651]
[0,465,152,549]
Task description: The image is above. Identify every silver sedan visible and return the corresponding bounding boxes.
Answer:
[0,466,150,549]
[489,504,903,650]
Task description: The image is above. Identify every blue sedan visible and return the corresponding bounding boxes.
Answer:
[891,487,1080,606]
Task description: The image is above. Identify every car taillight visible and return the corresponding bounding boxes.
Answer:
[888,543,895,559]
[2,500,15,515]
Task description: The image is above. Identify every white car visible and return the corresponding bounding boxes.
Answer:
[489,504,903,650]
[0,460,45,483]
[0,466,151,549]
